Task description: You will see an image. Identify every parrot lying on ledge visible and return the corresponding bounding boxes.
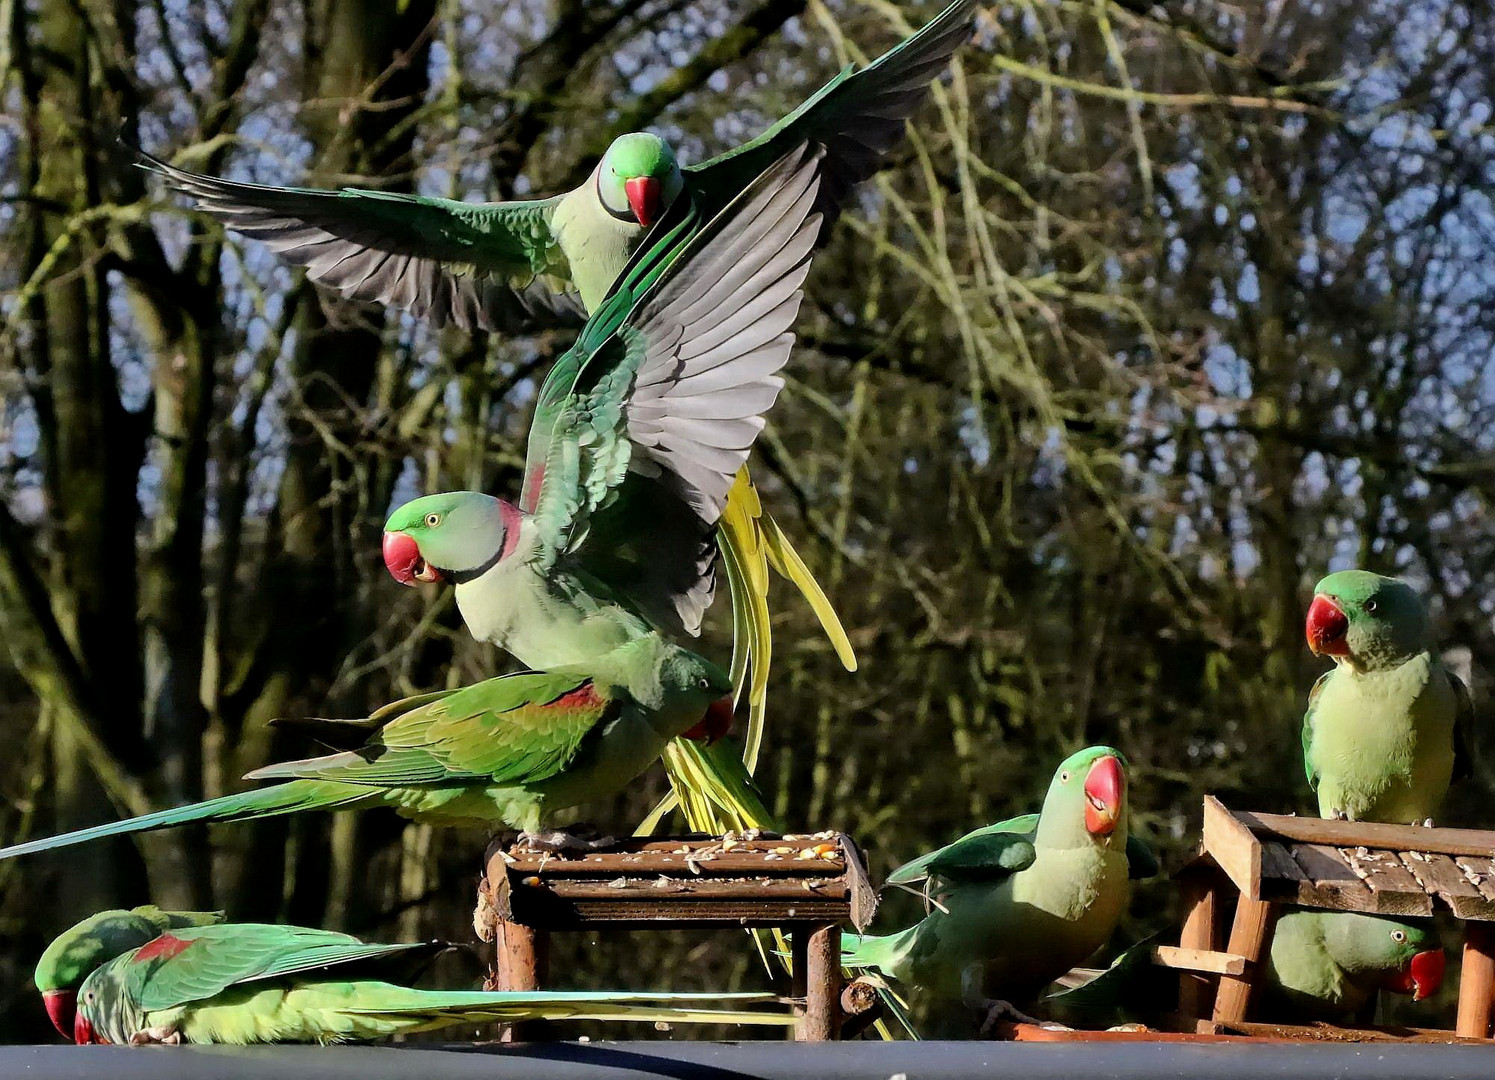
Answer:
[35,906,792,1045]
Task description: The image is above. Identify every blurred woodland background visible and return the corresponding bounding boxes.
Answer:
[2,0,1493,1042]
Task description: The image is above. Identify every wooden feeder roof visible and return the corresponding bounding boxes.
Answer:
[482,832,877,931]
[1200,796,1495,921]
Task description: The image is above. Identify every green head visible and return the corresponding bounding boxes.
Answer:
[1035,746,1130,849]
[1315,911,1443,999]
[34,906,222,1040]
[1306,570,1431,670]
[383,491,519,587]
[595,133,685,228]
[653,646,736,743]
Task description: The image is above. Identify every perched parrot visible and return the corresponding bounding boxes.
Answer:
[1041,911,1443,1029]
[380,145,828,834]
[842,747,1155,1034]
[35,907,792,1045]
[1260,910,1444,1024]
[143,0,976,328]
[0,647,733,861]
[1303,569,1473,823]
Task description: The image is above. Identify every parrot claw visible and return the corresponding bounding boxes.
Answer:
[516,829,618,855]
[976,998,1049,1036]
[129,1025,181,1045]
[1419,818,1435,828]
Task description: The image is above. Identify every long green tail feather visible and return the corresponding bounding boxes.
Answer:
[350,988,795,1028]
[0,780,378,860]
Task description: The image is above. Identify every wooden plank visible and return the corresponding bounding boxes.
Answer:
[1259,841,1309,883]
[497,853,847,879]
[522,881,851,902]
[839,834,879,933]
[1175,865,1219,1020]
[1455,922,1495,1039]
[1203,796,1262,899]
[1454,856,1495,903]
[1341,847,1434,916]
[1397,851,1489,919]
[1211,896,1276,1023]
[489,920,549,1042]
[796,924,842,1041]
[1152,945,1247,976]
[1233,810,1495,859]
[1284,844,1377,912]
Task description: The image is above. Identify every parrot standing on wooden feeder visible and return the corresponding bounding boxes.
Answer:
[35,907,793,1045]
[143,1,984,830]
[1302,569,1473,824]
[841,747,1156,1034]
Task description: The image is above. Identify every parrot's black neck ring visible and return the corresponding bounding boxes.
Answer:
[445,547,504,586]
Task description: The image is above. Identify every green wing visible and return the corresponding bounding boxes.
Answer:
[144,151,582,332]
[1303,671,1332,792]
[885,813,1040,887]
[1451,670,1475,782]
[1125,836,1160,880]
[687,0,976,230]
[244,671,616,789]
[125,924,439,1012]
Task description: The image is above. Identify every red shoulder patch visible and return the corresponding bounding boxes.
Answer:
[548,683,603,712]
[132,933,193,964]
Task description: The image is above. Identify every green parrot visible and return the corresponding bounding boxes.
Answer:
[843,747,1155,1032]
[1260,909,1444,1023]
[36,907,791,1045]
[380,145,828,834]
[0,645,733,861]
[143,0,976,328]
[1041,912,1443,1029]
[1303,569,1473,823]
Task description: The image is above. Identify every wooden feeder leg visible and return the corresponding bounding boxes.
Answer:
[1455,921,1495,1039]
[1211,896,1275,1025]
[795,923,842,1041]
[1176,866,1220,1020]
[493,919,550,1042]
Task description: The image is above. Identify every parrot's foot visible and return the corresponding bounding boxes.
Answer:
[129,1025,182,1046]
[516,829,618,855]
[975,999,1054,1037]
[1419,818,1436,828]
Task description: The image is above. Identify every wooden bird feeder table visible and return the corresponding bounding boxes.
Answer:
[1161,796,1495,1041]
[475,832,877,1041]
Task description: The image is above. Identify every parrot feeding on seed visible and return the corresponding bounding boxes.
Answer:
[35,907,792,1045]
[0,646,732,860]
[842,747,1155,1030]
[1302,569,1473,824]
[1040,910,1442,1029]
[1259,909,1444,1023]
[143,1,983,842]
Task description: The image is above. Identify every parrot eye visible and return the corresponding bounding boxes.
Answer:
[697,677,710,690]
[1364,598,1378,613]
[424,513,442,528]
[1059,771,1071,783]
[1391,929,1406,942]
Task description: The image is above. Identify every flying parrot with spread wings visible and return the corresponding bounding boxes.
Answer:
[36,907,792,1045]
[146,0,981,819]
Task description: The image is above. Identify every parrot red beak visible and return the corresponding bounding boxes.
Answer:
[1084,755,1124,836]
[1388,948,1445,1001]
[72,1008,97,1045]
[625,176,663,227]
[681,696,735,744]
[42,990,74,1040]
[1306,594,1349,656]
[383,531,443,586]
